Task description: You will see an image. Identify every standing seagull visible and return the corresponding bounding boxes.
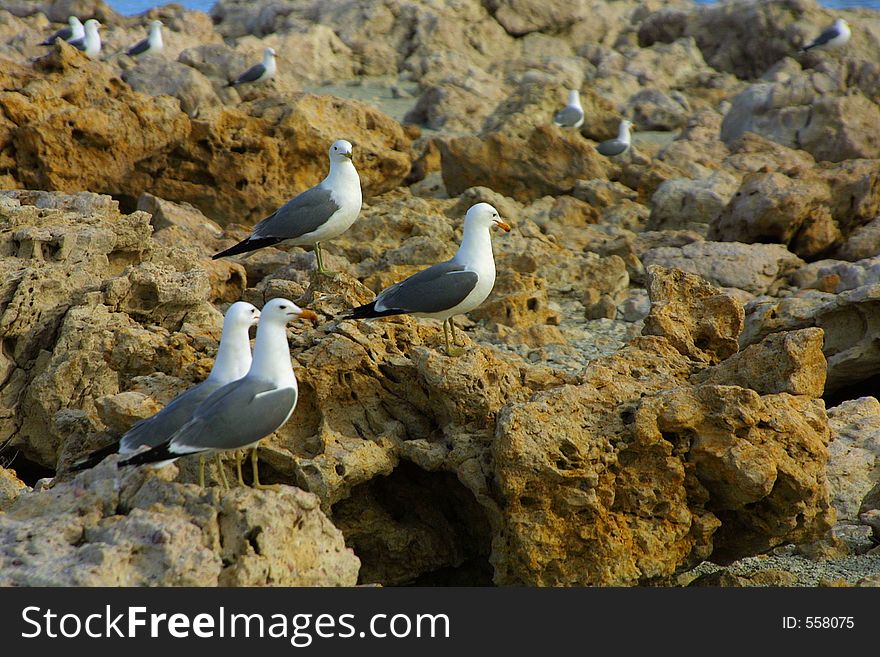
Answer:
[345,203,511,355]
[213,140,362,276]
[227,47,277,87]
[68,18,101,59]
[72,302,260,486]
[39,16,84,46]
[801,18,851,52]
[597,119,634,157]
[126,20,164,57]
[554,89,585,129]
[118,298,316,489]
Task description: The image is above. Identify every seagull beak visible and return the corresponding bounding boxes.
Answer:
[298,309,319,322]
[343,151,353,159]
[494,220,511,232]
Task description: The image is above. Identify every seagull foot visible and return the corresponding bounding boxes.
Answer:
[445,346,466,357]
[251,482,284,492]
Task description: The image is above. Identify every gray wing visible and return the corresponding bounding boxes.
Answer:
[252,186,340,240]
[806,26,840,49]
[126,38,150,56]
[40,26,72,45]
[233,63,266,85]
[375,261,479,314]
[554,106,583,127]
[168,378,298,453]
[597,139,628,156]
[68,35,86,50]
[119,380,222,452]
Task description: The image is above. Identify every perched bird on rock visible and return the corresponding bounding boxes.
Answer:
[68,18,101,59]
[126,20,164,57]
[39,16,84,46]
[118,298,316,490]
[554,89,585,128]
[597,119,634,157]
[72,302,260,487]
[213,140,362,276]
[801,18,851,52]
[227,47,276,87]
[345,203,510,356]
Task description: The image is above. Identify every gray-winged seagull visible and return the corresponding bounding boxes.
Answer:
[345,203,510,355]
[227,47,277,87]
[213,139,362,276]
[118,298,317,489]
[126,20,164,57]
[801,18,851,52]
[40,16,84,46]
[597,119,634,157]
[68,18,101,59]
[73,301,260,486]
[554,89,585,128]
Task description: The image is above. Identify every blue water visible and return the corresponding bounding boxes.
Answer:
[108,0,879,16]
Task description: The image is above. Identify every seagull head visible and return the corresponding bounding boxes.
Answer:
[69,16,83,28]
[150,20,163,30]
[224,301,261,331]
[264,47,276,59]
[834,18,849,31]
[621,119,634,132]
[465,203,511,233]
[329,139,354,163]
[262,298,318,324]
[84,19,100,32]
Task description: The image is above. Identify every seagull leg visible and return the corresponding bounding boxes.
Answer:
[314,242,336,277]
[444,319,464,357]
[198,455,205,488]
[235,450,245,487]
[250,447,281,491]
[215,453,229,490]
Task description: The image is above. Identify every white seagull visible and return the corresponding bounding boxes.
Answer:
[40,16,84,46]
[346,203,511,355]
[126,20,164,57]
[554,89,585,128]
[597,119,634,157]
[801,18,851,52]
[213,139,362,276]
[227,47,277,87]
[118,298,316,489]
[73,302,260,485]
[68,18,101,59]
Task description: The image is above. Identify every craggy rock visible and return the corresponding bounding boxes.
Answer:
[642,266,744,364]
[0,44,412,226]
[439,127,612,202]
[741,283,880,394]
[0,460,359,586]
[0,467,26,511]
[826,398,880,523]
[642,241,804,295]
[692,327,827,397]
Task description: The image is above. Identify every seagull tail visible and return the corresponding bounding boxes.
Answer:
[117,442,178,468]
[226,80,239,88]
[69,441,121,472]
[212,236,281,260]
[343,301,402,320]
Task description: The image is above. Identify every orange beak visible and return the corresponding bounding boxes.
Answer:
[494,221,511,232]
[298,309,319,322]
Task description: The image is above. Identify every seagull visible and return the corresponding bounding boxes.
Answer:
[345,203,511,355]
[227,47,277,87]
[554,89,584,128]
[39,16,84,46]
[801,18,851,52]
[126,20,164,57]
[118,298,316,489]
[68,18,101,59]
[72,302,260,486]
[597,119,634,157]
[213,140,362,276]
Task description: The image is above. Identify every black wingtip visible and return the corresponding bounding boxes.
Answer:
[117,442,176,468]
[344,301,406,320]
[213,236,283,260]
[69,441,121,472]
